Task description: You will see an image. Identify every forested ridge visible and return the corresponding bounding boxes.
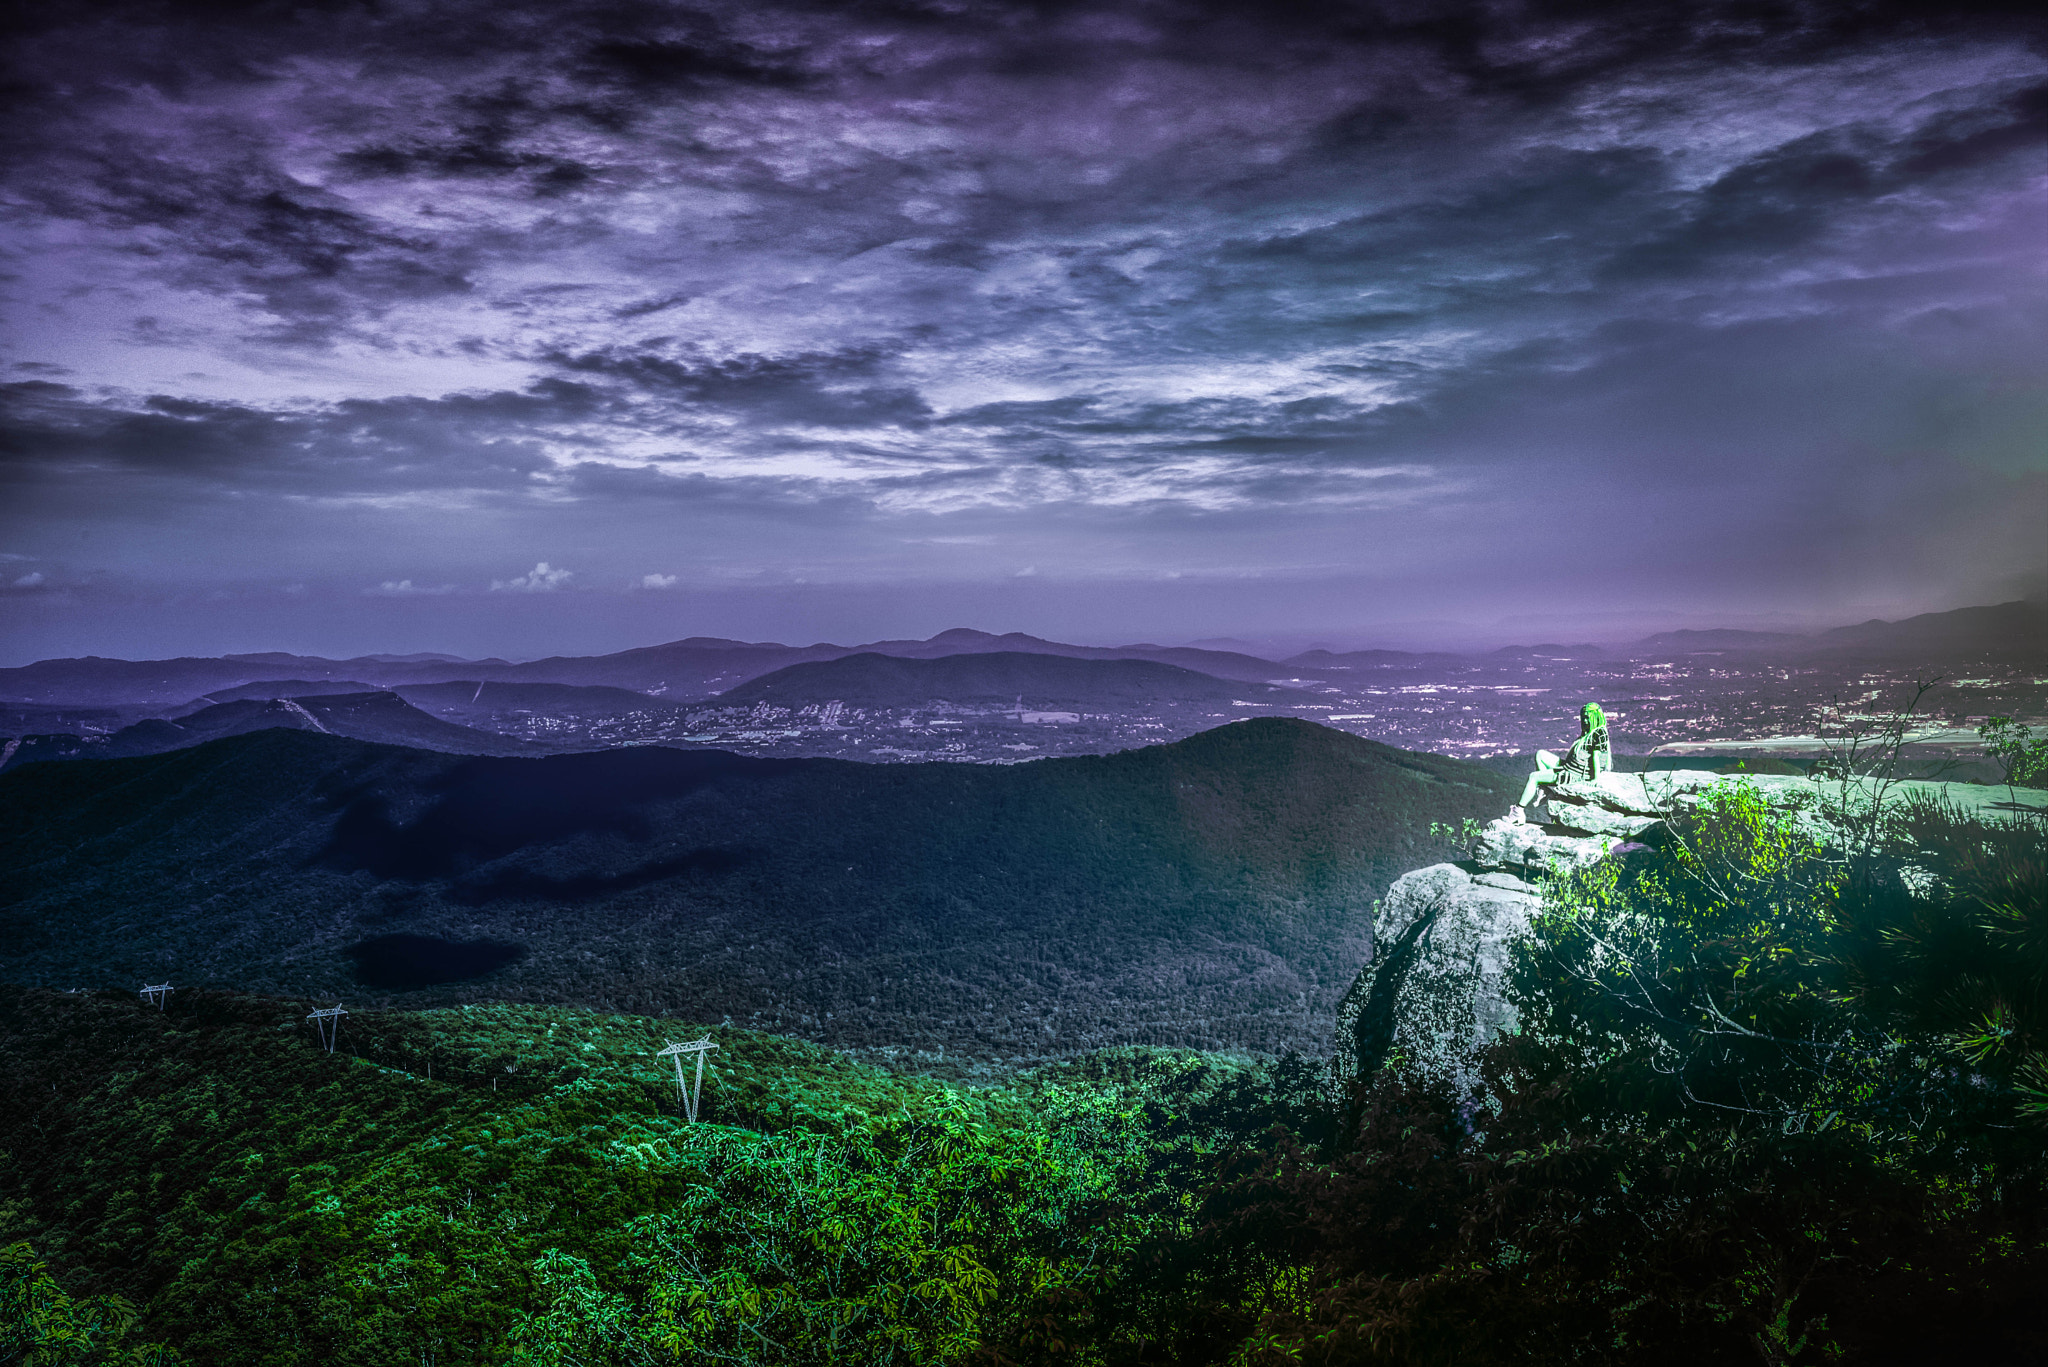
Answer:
[4,775,2044,1364]
[0,982,1315,1364]
[7,723,2045,1364]
[0,719,1511,1059]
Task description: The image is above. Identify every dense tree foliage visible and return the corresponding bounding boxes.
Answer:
[0,984,1316,1364]
[1093,784,2048,1365]
[4,767,2041,1363]
[0,1243,176,1366]
[0,720,1511,1059]
[1975,717,2048,790]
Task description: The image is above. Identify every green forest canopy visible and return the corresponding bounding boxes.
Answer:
[0,719,1512,1059]
[3,779,2042,1365]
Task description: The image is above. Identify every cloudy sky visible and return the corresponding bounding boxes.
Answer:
[2,0,2043,662]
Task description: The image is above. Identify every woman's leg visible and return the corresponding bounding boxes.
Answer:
[1517,750,1560,809]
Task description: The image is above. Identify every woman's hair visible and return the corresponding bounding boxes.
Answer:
[1581,702,1607,731]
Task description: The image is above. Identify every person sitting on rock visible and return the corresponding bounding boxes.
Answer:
[1510,703,1610,823]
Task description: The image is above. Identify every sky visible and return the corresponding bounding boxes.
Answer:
[1,0,2043,663]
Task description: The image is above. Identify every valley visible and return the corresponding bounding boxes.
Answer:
[5,608,2042,775]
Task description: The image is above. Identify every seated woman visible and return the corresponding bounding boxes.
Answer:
[1510,702,1610,823]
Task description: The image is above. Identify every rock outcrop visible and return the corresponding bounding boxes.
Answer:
[1332,770,2046,1097]
[1331,862,1543,1096]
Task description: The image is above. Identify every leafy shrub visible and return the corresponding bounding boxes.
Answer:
[0,1243,179,1366]
[5,780,2042,1364]
[1078,784,2048,1366]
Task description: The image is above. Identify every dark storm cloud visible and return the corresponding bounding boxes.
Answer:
[0,380,567,495]
[0,0,2043,657]
[552,345,936,430]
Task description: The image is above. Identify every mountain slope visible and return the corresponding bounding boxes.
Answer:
[394,680,689,715]
[1629,602,2047,659]
[1634,628,1807,651]
[0,692,537,770]
[1283,648,1462,670]
[196,678,381,704]
[845,628,1296,684]
[0,719,1513,1058]
[1819,600,2045,657]
[719,651,1276,707]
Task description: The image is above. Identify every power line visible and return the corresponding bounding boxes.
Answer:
[655,1037,718,1121]
[306,1004,348,1053]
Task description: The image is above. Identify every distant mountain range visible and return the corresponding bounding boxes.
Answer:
[1816,600,2045,655]
[0,718,1513,1058]
[192,678,696,726]
[0,627,1301,708]
[0,692,535,770]
[1638,601,2043,658]
[0,601,2037,712]
[1488,643,1606,661]
[1281,648,1465,670]
[1634,628,1809,650]
[721,652,1280,708]
[194,678,385,704]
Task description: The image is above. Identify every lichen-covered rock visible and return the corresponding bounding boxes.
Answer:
[1331,862,1542,1096]
[1470,817,1615,873]
[1543,802,1658,839]
[1536,770,1719,838]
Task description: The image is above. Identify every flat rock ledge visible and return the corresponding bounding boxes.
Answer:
[1333,773,2046,1097]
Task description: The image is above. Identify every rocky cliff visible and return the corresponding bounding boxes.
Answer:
[1332,770,2045,1096]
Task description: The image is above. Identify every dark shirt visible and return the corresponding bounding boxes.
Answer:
[1559,728,1609,781]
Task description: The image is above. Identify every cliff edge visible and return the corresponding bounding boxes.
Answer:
[1332,771,2045,1096]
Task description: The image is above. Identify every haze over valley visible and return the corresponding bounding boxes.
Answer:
[5,602,2040,775]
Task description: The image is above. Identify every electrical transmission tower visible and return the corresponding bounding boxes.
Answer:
[139,983,174,1010]
[306,1004,348,1053]
[656,1037,719,1121]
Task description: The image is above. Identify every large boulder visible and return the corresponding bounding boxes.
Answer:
[1331,862,1543,1097]
[1336,795,1656,1095]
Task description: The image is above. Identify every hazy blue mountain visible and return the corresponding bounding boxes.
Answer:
[1284,648,1464,669]
[393,680,698,718]
[1819,600,2045,658]
[719,651,1279,708]
[0,654,517,707]
[0,702,143,736]
[0,718,1513,1058]
[1490,644,1606,660]
[197,679,382,704]
[1,692,536,770]
[345,652,474,664]
[0,655,321,707]
[1630,601,2046,659]
[475,637,844,695]
[1633,628,1809,651]
[843,628,1296,684]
